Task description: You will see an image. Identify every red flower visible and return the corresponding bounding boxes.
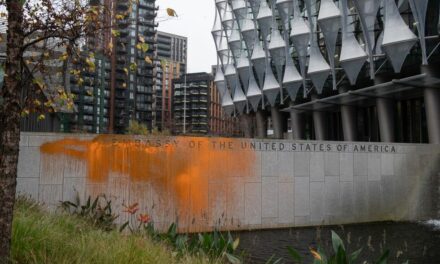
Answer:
[137,213,151,224]
[123,203,139,215]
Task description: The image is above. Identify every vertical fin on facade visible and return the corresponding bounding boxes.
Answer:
[317,0,341,91]
[381,0,417,73]
[339,0,368,86]
[408,0,429,65]
[306,0,330,94]
[353,0,380,79]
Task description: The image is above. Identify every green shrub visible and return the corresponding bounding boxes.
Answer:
[60,195,242,263]
[60,194,118,231]
[11,197,218,264]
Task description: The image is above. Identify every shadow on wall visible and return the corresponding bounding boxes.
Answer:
[40,135,257,232]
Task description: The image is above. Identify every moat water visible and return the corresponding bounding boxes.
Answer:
[237,221,440,263]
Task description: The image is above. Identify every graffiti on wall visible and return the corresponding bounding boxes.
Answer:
[40,135,257,232]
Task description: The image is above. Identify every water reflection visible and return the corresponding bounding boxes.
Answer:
[237,221,440,263]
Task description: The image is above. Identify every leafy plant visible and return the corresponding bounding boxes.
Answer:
[150,223,242,263]
[60,193,118,231]
[286,230,390,264]
[62,195,242,263]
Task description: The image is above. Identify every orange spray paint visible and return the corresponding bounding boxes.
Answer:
[40,135,256,232]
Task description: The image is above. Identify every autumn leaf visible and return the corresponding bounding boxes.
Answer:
[37,114,46,121]
[21,109,30,117]
[166,8,178,17]
[44,100,54,108]
[70,69,80,76]
[111,29,120,37]
[129,62,137,72]
[85,58,96,72]
[144,56,152,64]
[59,52,68,61]
[136,42,149,53]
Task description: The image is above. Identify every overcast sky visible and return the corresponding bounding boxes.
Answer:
[156,0,217,73]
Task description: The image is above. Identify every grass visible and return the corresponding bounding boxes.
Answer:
[11,197,219,264]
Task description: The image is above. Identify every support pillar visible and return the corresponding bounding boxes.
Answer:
[256,110,268,138]
[239,113,255,138]
[271,106,283,139]
[424,87,440,144]
[376,97,395,142]
[313,111,327,141]
[290,111,305,140]
[341,105,358,141]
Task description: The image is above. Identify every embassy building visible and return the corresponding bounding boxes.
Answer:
[212,0,440,143]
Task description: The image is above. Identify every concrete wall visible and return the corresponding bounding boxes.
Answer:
[17,132,440,232]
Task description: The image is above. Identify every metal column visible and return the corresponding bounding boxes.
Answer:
[239,113,255,138]
[271,106,283,139]
[376,97,395,142]
[341,105,358,141]
[256,110,268,138]
[290,111,305,140]
[424,87,440,144]
[313,111,327,141]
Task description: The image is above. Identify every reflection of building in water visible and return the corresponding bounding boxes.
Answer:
[213,0,440,143]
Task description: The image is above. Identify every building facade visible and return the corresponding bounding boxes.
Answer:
[154,31,187,131]
[172,72,241,136]
[70,0,158,134]
[213,0,440,143]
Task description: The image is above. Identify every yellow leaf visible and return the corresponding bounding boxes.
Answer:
[21,109,30,117]
[37,114,46,121]
[129,62,137,72]
[59,52,68,61]
[111,29,120,37]
[85,58,96,72]
[166,8,178,17]
[144,56,152,64]
[138,36,145,43]
[44,100,54,108]
[123,68,129,75]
